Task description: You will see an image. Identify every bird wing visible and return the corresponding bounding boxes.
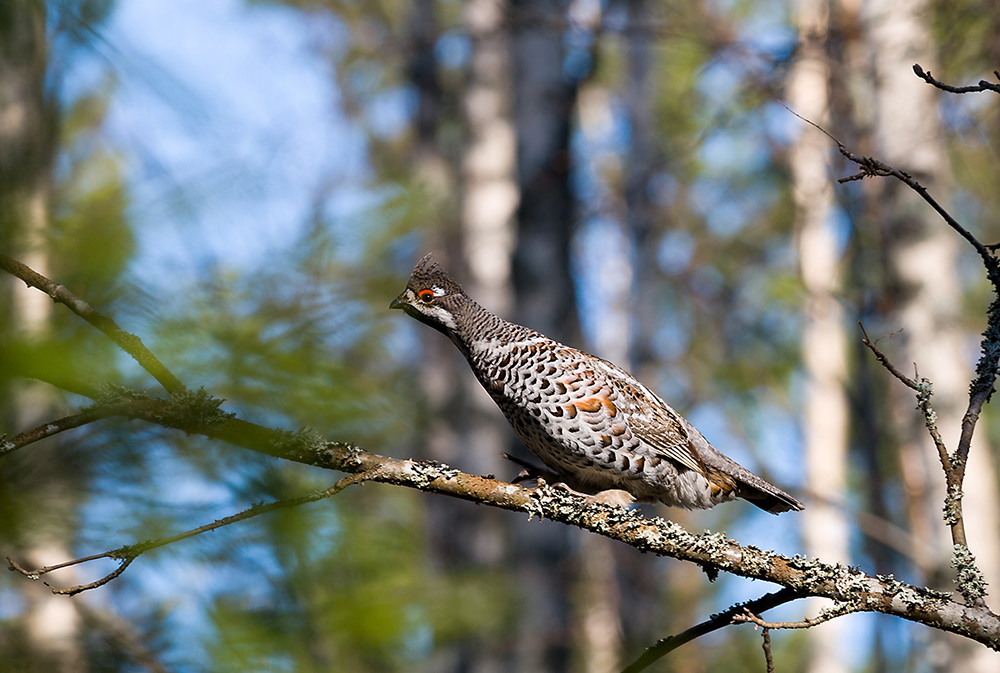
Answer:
[588,358,706,475]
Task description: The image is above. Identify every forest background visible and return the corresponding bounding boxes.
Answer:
[2,0,1000,672]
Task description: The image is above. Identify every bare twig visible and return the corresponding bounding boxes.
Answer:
[7,471,371,595]
[621,588,803,673]
[858,322,918,389]
[1,405,125,457]
[858,322,952,476]
[834,147,995,270]
[913,63,1000,95]
[734,602,859,630]
[0,254,186,395]
[762,627,774,673]
[834,94,1000,606]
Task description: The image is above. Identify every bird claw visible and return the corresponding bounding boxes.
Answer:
[501,453,562,485]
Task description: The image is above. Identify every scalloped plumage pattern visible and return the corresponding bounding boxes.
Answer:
[391,256,803,514]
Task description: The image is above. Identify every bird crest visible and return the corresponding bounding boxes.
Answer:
[407,253,464,295]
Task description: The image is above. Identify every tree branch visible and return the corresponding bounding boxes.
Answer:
[7,470,370,596]
[733,602,860,630]
[7,391,998,648]
[0,254,186,395]
[2,404,125,457]
[620,588,803,673]
[4,250,1000,649]
[761,626,774,673]
[831,78,1000,604]
[913,63,1000,95]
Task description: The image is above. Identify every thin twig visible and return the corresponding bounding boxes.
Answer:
[858,322,918,389]
[762,627,774,673]
[7,470,372,595]
[733,602,859,630]
[620,589,803,672]
[913,63,1000,95]
[0,254,186,395]
[857,324,953,479]
[834,147,994,268]
[834,105,1000,606]
[2,406,124,457]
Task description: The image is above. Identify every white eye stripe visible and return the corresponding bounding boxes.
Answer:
[415,285,447,302]
[428,306,457,329]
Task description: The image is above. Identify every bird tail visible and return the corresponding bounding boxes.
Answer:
[738,481,804,514]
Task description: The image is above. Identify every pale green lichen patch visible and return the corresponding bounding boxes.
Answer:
[93,383,149,405]
[943,484,963,526]
[326,442,365,470]
[404,459,464,490]
[952,544,988,604]
[268,427,328,460]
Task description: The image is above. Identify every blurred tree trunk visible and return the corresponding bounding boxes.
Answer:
[865,0,1000,670]
[788,2,851,673]
[507,1,587,670]
[615,1,690,670]
[828,3,900,665]
[410,1,522,671]
[510,0,577,339]
[0,3,85,673]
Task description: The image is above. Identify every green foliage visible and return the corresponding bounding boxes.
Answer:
[208,489,516,672]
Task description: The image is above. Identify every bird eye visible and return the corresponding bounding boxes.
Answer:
[418,289,435,303]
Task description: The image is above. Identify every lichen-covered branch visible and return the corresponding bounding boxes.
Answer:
[8,391,998,648]
[3,251,1000,650]
[839,112,1000,607]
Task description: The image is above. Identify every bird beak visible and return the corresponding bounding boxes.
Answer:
[389,294,407,310]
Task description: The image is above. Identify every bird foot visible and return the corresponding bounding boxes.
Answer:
[553,483,635,509]
[501,453,563,485]
[500,454,634,508]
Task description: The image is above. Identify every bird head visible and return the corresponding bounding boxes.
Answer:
[390,254,468,336]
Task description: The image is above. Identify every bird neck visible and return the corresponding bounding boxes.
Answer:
[449,298,534,357]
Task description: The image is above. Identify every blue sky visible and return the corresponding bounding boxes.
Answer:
[82,0,367,282]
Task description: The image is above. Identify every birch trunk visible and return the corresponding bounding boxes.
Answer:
[789,2,852,673]
[866,0,1000,670]
[0,3,85,672]
[411,1,522,670]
